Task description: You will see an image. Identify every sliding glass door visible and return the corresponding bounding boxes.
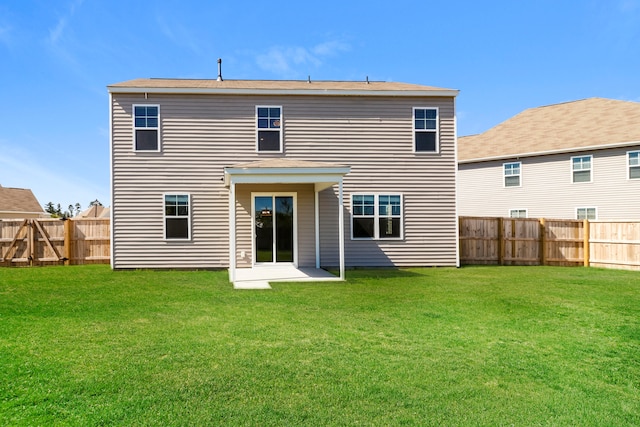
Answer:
[254,195,294,263]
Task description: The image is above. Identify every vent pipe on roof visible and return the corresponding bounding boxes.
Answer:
[217,58,223,81]
[366,76,369,84]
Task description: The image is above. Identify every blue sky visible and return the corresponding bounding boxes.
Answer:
[1,0,639,210]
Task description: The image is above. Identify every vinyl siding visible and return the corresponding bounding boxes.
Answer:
[457,146,640,220]
[111,93,457,268]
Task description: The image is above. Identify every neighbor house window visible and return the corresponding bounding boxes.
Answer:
[576,207,597,220]
[134,105,160,151]
[629,151,640,179]
[351,194,403,240]
[572,155,592,183]
[504,162,521,187]
[257,106,282,152]
[164,194,190,239]
[413,107,439,153]
[509,209,528,218]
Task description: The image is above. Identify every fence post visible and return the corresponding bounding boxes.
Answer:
[64,219,72,266]
[498,217,504,265]
[28,220,34,266]
[583,219,590,267]
[540,218,546,266]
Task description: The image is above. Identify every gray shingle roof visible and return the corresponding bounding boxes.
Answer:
[459,98,640,162]
[108,78,458,96]
[0,186,45,213]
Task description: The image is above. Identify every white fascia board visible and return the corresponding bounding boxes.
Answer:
[108,86,459,98]
[224,167,350,187]
[0,211,47,215]
[459,140,640,164]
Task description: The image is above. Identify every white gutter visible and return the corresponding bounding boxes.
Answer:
[459,140,640,164]
[0,211,47,216]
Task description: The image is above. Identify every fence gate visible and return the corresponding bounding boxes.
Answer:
[1,219,66,266]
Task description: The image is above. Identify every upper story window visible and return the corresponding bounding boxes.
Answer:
[572,155,592,183]
[257,106,282,152]
[134,105,160,151]
[576,207,597,220]
[351,194,403,240]
[164,194,190,240]
[509,209,528,218]
[628,151,640,179]
[413,107,439,153]
[504,162,521,187]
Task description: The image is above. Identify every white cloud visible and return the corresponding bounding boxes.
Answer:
[619,0,640,12]
[47,0,84,45]
[312,40,350,56]
[156,15,204,56]
[0,139,109,210]
[0,24,11,46]
[255,40,351,78]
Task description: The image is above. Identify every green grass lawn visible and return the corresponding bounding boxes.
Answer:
[1,265,639,426]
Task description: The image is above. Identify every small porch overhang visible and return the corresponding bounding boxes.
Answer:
[224,158,351,191]
[224,159,351,286]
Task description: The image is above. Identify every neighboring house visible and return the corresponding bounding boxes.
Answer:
[0,185,47,219]
[458,98,640,220]
[76,204,110,219]
[108,78,459,279]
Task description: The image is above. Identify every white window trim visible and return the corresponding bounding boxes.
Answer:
[412,107,439,154]
[163,193,191,241]
[350,193,404,240]
[503,162,522,188]
[256,105,283,153]
[509,208,528,218]
[133,104,161,152]
[628,150,640,180]
[576,206,597,220]
[571,155,592,183]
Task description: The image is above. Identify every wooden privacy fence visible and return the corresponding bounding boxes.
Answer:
[589,221,640,271]
[0,218,110,267]
[459,216,640,270]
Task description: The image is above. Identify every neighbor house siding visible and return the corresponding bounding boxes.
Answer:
[111,93,457,268]
[457,146,640,219]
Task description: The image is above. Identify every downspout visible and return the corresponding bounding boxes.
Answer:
[338,179,345,280]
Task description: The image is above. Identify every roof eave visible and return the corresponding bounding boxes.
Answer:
[0,211,47,215]
[223,166,351,188]
[458,140,640,164]
[107,86,459,97]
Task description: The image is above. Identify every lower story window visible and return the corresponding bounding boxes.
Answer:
[164,194,190,239]
[351,194,402,240]
[629,151,640,179]
[576,207,597,220]
[509,209,528,218]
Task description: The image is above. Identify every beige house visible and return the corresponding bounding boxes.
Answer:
[0,185,47,219]
[76,204,110,219]
[108,78,460,280]
[458,98,640,220]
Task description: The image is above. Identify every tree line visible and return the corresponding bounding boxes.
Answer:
[44,200,103,219]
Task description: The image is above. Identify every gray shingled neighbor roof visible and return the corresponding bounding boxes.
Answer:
[458,98,640,162]
[0,186,45,213]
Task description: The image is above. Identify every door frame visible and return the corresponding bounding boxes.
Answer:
[251,192,298,267]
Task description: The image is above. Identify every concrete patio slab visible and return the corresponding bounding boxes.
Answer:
[233,265,341,289]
